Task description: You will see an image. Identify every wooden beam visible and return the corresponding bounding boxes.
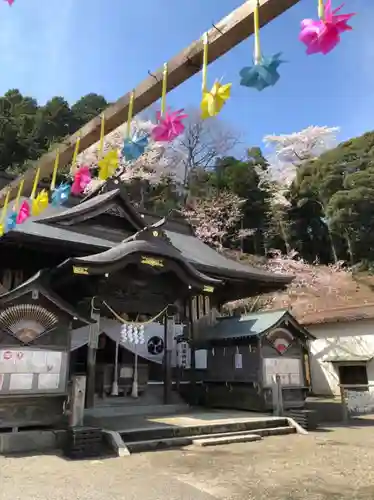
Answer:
[0,0,300,203]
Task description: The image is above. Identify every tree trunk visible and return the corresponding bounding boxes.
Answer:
[327,229,338,264]
[345,231,355,265]
[279,218,291,255]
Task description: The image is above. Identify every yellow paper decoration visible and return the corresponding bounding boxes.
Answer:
[51,149,60,191]
[201,81,232,120]
[71,134,81,173]
[161,63,168,117]
[98,150,118,180]
[200,32,232,119]
[31,189,49,216]
[125,91,135,139]
[13,178,24,213]
[254,0,262,64]
[0,189,10,236]
[30,167,40,200]
[318,0,324,19]
[98,114,105,159]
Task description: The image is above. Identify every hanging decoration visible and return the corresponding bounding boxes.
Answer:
[5,0,14,5]
[122,91,149,161]
[7,179,23,230]
[50,149,71,206]
[31,190,49,217]
[152,109,188,143]
[102,300,169,325]
[98,150,119,181]
[29,167,48,217]
[16,200,30,224]
[200,33,231,120]
[299,0,355,55]
[151,63,187,142]
[71,165,91,195]
[239,0,284,91]
[16,167,41,224]
[71,133,81,173]
[95,113,119,180]
[71,134,92,195]
[0,190,10,237]
[52,184,71,206]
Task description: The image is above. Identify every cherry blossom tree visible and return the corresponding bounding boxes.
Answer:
[263,126,339,166]
[76,117,186,195]
[259,126,339,257]
[224,250,373,321]
[182,189,246,249]
[255,164,292,254]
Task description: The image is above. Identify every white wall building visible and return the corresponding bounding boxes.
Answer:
[305,304,374,396]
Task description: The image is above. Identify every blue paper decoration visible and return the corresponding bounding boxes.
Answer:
[6,212,17,231]
[239,53,284,91]
[52,183,71,206]
[121,134,149,162]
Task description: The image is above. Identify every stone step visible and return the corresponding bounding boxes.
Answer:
[193,433,262,447]
[119,417,290,443]
[123,424,296,453]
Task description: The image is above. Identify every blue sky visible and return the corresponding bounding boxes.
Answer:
[0,0,372,153]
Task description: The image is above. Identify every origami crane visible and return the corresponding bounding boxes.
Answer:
[151,109,188,142]
[31,190,49,217]
[71,166,92,195]
[240,53,284,91]
[98,150,118,181]
[52,183,71,206]
[122,133,149,161]
[299,0,355,55]
[200,81,232,120]
[4,0,14,5]
[16,200,30,224]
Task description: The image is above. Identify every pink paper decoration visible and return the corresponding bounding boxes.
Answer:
[151,109,188,142]
[71,166,92,195]
[5,0,15,5]
[299,1,355,55]
[16,200,30,224]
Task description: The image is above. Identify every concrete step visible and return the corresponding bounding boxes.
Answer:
[193,433,262,447]
[254,425,296,437]
[126,436,194,453]
[85,403,189,419]
[119,417,290,443]
[123,424,296,453]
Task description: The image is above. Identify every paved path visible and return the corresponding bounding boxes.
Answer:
[2,420,374,499]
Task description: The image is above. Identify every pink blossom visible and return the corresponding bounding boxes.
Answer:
[183,190,245,249]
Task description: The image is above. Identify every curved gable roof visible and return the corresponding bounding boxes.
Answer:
[37,188,145,231]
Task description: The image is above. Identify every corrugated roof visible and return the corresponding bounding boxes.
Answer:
[197,309,288,343]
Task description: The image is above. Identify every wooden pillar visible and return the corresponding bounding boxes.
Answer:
[163,313,173,405]
[188,298,196,393]
[86,300,100,408]
[86,335,97,408]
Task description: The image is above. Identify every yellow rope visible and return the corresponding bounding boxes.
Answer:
[102,300,169,325]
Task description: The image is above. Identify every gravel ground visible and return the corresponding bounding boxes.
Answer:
[1,422,374,500]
